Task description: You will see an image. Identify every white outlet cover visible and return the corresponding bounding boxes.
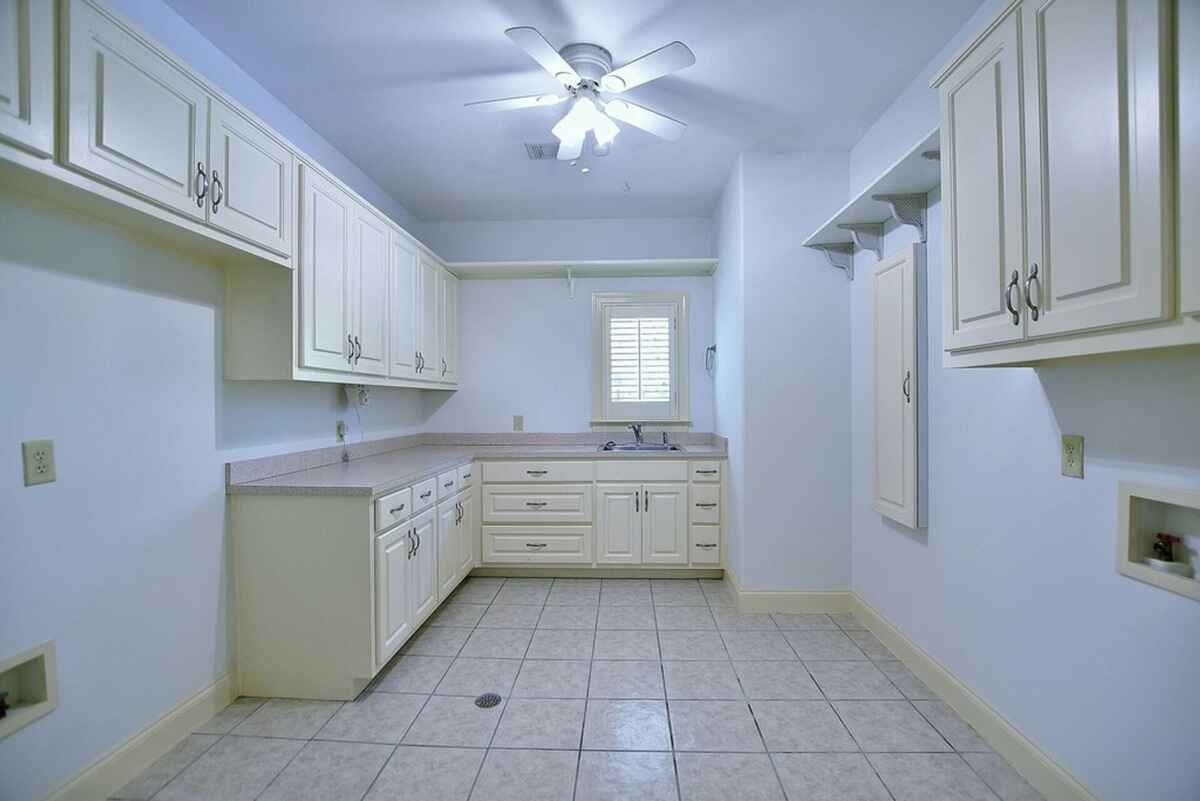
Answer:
[22,439,55,486]
[513,415,524,432]
[1061,434,1084,479]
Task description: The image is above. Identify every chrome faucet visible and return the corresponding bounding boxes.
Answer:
[629,423,643,444]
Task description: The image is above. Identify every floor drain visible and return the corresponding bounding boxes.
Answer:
[475,693,501,708]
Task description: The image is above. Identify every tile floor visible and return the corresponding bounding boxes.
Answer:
[111,578,1045,801]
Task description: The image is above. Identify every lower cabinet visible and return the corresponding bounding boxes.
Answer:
[410,507,438,623]
[374,523,414,665]
[436,487,477,600]
[597,483,687,565]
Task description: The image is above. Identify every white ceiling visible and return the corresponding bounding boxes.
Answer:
[165,0,982,221]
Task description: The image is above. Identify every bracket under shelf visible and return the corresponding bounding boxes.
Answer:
[871,193,927,242]
[806,243,855,280]
[836,222,883,260]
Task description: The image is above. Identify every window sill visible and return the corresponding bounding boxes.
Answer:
[590,419,693,432]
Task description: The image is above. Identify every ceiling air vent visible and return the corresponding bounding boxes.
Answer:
[524,142,560,160]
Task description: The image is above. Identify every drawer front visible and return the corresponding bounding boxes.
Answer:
[690,524,721,565]
[690,484,721,524]
[437,470,459,500]
[482,461,595,483]
[458,463,475,488]
[594,460,688,483]
[691,461,721,482]
[412,477,438,513]
[374,487,413,532]
[483,526,593,563]
[483,484,594,524]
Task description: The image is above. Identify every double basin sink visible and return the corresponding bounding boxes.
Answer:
[599,442,685,452]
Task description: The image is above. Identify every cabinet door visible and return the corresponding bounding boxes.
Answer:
[873,246,920,529]
[207,99,294,257]
[440,269,459,384]
[596,484,641,564]
[298,165,353,372]
[351,207,389,376]
[374,526,412,667]
[1022,0,1173,338]
[409,508,438,624]
[939,9,1026,351]
[1182,0,1200,317]
[642,484,687,564]
[458,489,477,577]
[389,233,420,379]
[65,0,209,220]
[418,254,442,380]
[0,0,53,156]
[436,499,459,599]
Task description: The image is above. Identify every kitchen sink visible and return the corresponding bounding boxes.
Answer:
[599,442,685,452]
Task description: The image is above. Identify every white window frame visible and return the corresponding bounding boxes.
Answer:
[591,292,690,428]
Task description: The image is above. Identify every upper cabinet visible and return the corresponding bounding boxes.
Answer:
[299,164,355,373]
[389,232,420,380]
[934,0,1197,367]
[64,0,210,220]
[439,269,459,385]
[417,254,442,382]
[349,204,390,376]
[0,0,54,156]
[1180,0,1199,318]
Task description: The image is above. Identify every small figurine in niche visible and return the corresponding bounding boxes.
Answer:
[1152,533,1180,562]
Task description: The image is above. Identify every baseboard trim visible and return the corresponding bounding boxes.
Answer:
[48,674,234,801]
[470,567,725,579]
[851,594,1099,801]
[724,567,853,613]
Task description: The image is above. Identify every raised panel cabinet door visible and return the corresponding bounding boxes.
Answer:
[439,269,459,384]
[207,99,294,257]
[1182,0,1200,317]
[642,484,687,564]
[374,526,413,667]
[418,254,442,380]
[409,508,438,624]
[436,500,458,600]
[873,246,920,529]
[596,484,641,564]
[351,207,389,376]
[299,165,353,372]
[0,0,53,156]
[458,490,476,577]
[938,8,1026,351]
[1022,0,1173,338]
[65,0,209,220]
[389,233,420,379]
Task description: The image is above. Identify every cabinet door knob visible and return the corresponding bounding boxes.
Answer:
[1005,270,1021,325]
[1025,263,1041,322]
[194,162,208,206]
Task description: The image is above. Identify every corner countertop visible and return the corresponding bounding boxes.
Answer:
[227,443,726,498]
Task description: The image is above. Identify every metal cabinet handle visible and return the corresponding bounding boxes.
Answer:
[347,334,354,363]
[525,469,547,476]
[443,480,454,488]
[644,490,649,508]
[696,543,717,549]
[525,501,548,508]
[194,162,208,206]
[211,170,223,213]
[1005,270,1021,325]
[902,370,911,404]
[441,357,447,377]
[389,504,406,514]
[696,502,718,509]
[1025,263,1041,321]
[414,528,421,554]
[525,543,548,549]
[420,490,432,499]
[635,491,640,512]
[407,529,415,558]
[696,469,718,475]
[463,473,471,480]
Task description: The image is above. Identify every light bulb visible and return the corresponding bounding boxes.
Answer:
[593,111,620,147]
[552,97,620,149]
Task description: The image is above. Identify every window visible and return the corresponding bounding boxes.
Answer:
[592,293,689,425]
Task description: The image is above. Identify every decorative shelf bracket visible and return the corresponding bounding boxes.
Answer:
[565,267,576,299]
[836,222,884,260]
[871,193,927,242]
[806,243,855,280]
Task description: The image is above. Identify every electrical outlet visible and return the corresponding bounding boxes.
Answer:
[513,415,524,432]
[22,440,56,486]
[1061,434,1084,479]
[336,420,347,442]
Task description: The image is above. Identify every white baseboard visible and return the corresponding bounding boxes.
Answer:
[851,595,1099,801]
[724,567,853,613]
[48,674,234,801]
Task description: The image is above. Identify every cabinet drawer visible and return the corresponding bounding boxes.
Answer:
[374,487,412,532]
[412,477,437,513]
[690,484,720,524]
[482,461,594,483]
[690,525,720,565]
[690,461,721,482]
[483,484,594,524]
[594,460,688,483]
[458,463,475,488]
[437,470,459,500]
[483,526,593,563]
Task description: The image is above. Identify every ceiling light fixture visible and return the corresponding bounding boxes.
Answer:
[551,96,621,149]
[600,74,626,92]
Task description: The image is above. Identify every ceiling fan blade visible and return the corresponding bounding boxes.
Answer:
[505,27,580,86]
[556,130,584,160]
[604,100,687,141]
[600,41,695,92]
[465,94,567,111]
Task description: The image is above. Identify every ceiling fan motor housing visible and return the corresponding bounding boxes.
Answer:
[559,43,614,84]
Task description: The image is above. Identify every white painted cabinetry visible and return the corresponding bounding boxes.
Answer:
[641,484,688,564]
[374,524,414,665]
[417,254,442,381]
[935,0,1195,366]
[409,507,438,622]
[299,165,354,372]
[1178,0,1198,318]
[389,232,420,380]
[349,205,390,376]
[0,0,54,156]
[872,245,925,529]
[439,270,459,384]
[596,484,641,564]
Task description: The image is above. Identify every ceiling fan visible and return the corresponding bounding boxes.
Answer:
[466,27,695,160]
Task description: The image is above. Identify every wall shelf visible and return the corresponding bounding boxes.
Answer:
[447,258,718,281]
[803,128,940,278]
